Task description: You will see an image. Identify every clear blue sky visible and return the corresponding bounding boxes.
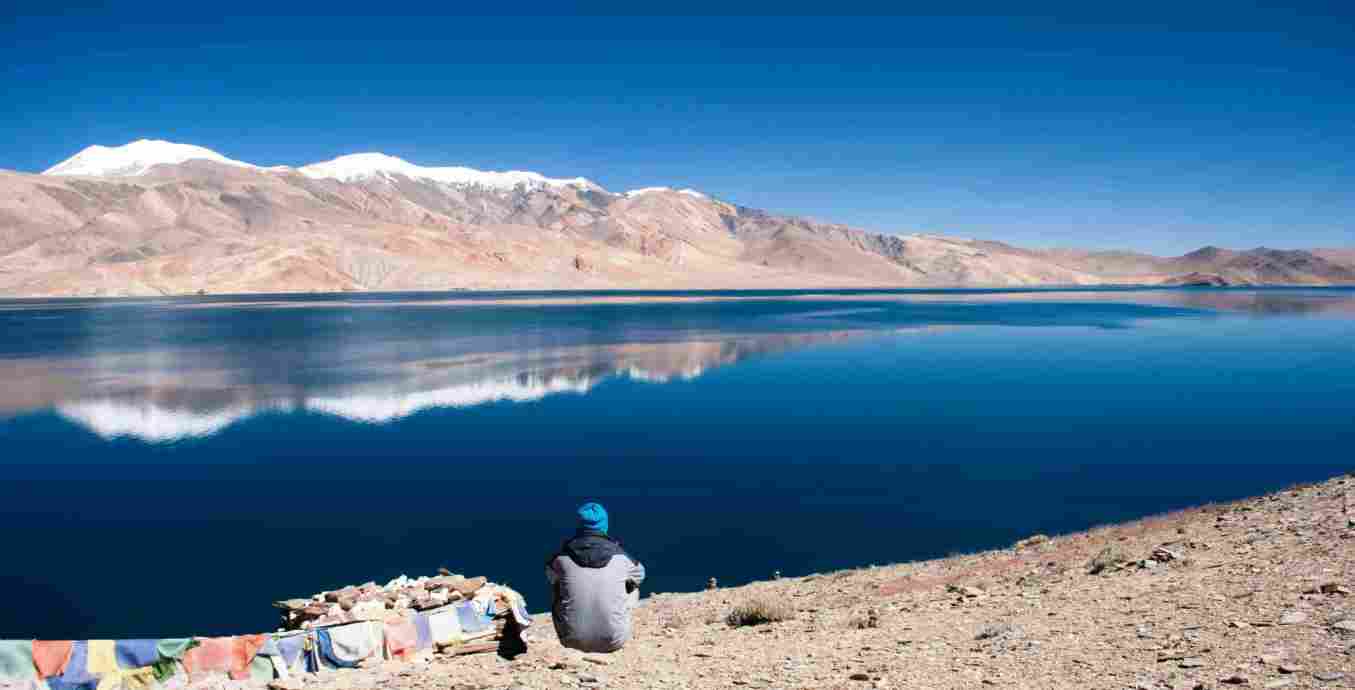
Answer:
[3,3,1353,254]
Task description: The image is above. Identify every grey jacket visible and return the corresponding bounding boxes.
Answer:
[545,531,646,653]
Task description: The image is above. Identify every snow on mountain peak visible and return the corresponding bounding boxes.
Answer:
[623,186,708,199]
[297,152,602,192]
[624,186,672,197]
[40,141,622,195]
[43,139,256,177]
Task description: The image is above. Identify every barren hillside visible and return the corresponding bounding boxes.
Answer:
[1,142,1351,296]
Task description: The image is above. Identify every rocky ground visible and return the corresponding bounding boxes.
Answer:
[300,474,1354,689]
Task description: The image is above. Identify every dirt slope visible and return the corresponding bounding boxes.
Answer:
[294,473,1355,689]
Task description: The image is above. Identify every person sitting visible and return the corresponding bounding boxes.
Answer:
[545,502,646,652]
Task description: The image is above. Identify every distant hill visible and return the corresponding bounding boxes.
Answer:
[1041,245,1355,286]
[1315,248,1355,270]
[0,140,1349,297]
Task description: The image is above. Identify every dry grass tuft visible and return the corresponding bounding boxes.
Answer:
[726,598,796,627]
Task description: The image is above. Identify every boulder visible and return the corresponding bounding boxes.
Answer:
[1151,547,1179,562]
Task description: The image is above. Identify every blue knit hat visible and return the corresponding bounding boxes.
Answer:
[577,502,609,535]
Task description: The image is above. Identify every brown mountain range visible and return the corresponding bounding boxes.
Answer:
[1,143,1350,297]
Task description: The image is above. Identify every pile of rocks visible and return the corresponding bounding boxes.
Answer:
[273,571,493,630]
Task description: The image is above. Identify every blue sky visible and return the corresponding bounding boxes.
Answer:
[3,3,1353,253]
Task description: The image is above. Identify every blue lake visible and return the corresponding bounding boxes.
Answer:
[1,288,1353,638]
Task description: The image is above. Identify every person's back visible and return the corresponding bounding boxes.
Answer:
[545,503,645,653]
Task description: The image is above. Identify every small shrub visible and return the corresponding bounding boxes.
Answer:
[974,623,1026,653]
[975,622,1017,641]
[1087,545,1128,575]
[850,608,881,629]
[726,598,795,627]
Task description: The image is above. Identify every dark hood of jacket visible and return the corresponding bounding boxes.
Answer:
[553,529,631,569]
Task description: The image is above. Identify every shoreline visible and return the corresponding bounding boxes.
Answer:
[299,471,1354,689]
[2,284,1353,312]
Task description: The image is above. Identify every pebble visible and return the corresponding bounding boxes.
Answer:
[848,672,871,681]
[1331,620,1355,633]
[1180,658,1205,668]
[1278,611,1307,625]
[1219,674,1248,685]
[1313,671,1345,682]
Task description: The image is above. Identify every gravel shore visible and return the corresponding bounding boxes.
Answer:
[301,473,1354,689]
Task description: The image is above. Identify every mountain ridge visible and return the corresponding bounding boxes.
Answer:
[2,140,1351,297]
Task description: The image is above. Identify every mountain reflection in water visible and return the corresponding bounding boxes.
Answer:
[23,332,865,442]
[0,289,1240,443]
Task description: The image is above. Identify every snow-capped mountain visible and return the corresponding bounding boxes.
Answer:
[297,152,601,192]
[7,138,1351,296]
[43,139,258,177]
[42,140,604,193]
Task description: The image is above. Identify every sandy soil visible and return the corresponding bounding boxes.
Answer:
[293,473,1354,689]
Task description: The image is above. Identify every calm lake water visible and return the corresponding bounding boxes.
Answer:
[2,288,1353,638]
